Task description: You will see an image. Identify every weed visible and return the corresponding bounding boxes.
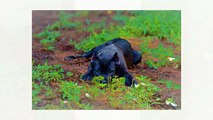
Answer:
[71,11,180,54]
[110,77,126,92]
[44,86,56,97]
[34,11,84,51]
[60,81,82,102]
[91,76,109,88]
[82,76,106,99]
[32,82,41,108]
[141,42,179,69]
[130,11,181,44]
[34,27,61,51]
[32,61,64,84]
[107,76,161,109]
[78,103,94,110]
[85,19,106,32]
[47,11,82,30]
[158,79,181,90]
[113,11,129,24]
[34,27,61,39]
[66,71,73,77]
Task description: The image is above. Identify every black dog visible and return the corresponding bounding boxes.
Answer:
[64,38,142,86]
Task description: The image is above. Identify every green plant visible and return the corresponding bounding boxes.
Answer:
[47,11,82,30]
[34,27,61,51]
[32,82,41,107]
[34,11,85,51]
[60,81,82,102]
[140,40,180,69]
[108,76,161,109]
[110,77,126,92]
[91,76,108,88]
[32,62,64,84]
[44,86,55,97]
[66,71,73,77]
[70,29,125,52]
[158,79,181,90]
[71,11,180,53]
[34,27,61,39]
[84,19,106,32]
[113,11,129,24]
[81,76,106,99]
[78,103,94,110]
[129,11,181,44]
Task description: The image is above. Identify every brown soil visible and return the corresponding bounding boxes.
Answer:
[32,11,181,110]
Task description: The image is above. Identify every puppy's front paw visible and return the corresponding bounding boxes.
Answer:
[134,83,140,88]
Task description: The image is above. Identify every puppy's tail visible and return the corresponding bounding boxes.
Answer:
[64,55,83,61]
[64,47,97,61]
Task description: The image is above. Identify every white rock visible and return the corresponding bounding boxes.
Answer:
[141,83,146,86]
[168,57,175,61]
[63,101,68,104]
[85,93,90,98]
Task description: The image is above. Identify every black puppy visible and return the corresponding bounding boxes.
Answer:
[65,38,142,86]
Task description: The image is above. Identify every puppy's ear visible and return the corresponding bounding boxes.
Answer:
[112,52,120,66]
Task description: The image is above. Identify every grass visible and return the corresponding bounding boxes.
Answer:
[84,18,106,32]
[32,62,94,109]
[69,11,181,69]
[107,76,161,109]
[60,81,82,102]
[34,11,83,51]
[47,11,82,30]
[141,39,180,69]
[32,62,163,109]
[34,28,61,51]
[32,61,64,85]
[32,81,41,108]
[158,79,181,90]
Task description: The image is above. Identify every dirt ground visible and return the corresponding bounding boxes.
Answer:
[32,11,181,110]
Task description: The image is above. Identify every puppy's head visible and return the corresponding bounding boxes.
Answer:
[91,52,120,83]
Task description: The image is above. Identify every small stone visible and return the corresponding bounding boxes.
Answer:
[85,93,90,98]
[168,57,175,61]
[141,83,146,86]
